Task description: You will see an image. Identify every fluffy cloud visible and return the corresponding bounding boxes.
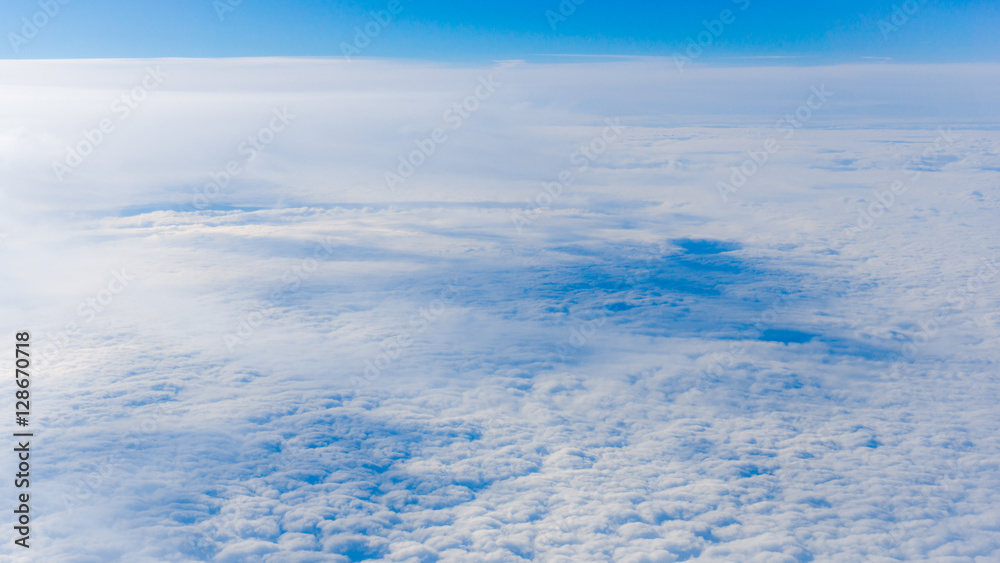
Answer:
[0,58,998,561]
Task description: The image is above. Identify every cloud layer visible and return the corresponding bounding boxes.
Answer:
[1,58,999,562]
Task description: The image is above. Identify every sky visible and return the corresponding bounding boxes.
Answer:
[2,0,999,62]
[2,2,1000,562]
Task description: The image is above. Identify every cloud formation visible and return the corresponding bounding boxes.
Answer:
[0,58,999,561]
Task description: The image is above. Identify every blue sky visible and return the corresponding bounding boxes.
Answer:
[3,0,998,62]
[3,1,1000,561]
[3,3,1000,556]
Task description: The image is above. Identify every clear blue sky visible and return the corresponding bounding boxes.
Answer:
[2,0,998,62]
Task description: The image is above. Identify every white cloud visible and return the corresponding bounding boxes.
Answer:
[0,58,999,561]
